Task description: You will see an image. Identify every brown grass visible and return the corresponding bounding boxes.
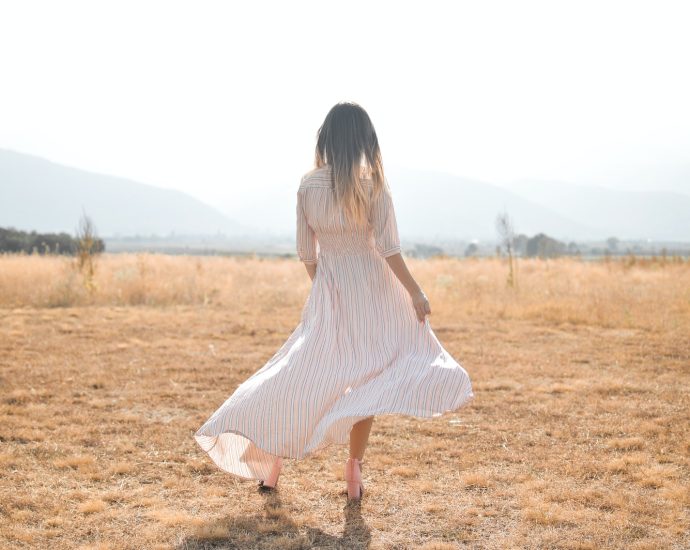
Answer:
[0,254,688,549]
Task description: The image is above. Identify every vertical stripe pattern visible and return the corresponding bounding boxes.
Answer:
[194,165,474,481]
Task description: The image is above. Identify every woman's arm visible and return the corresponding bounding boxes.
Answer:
[384,253,431,323]
[369,184,428,322]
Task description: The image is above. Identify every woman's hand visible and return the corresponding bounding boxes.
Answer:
[410,289,431,323]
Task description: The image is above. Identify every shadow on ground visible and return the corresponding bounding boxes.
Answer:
[176,487,371,549]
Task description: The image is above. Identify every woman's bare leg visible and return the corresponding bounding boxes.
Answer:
[349,416,374,461]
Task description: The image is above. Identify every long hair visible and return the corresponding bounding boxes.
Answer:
[314,102,386,228]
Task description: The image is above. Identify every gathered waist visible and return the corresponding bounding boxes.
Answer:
[317,245,378,261]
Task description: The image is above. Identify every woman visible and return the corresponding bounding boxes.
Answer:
[194,101,474,500]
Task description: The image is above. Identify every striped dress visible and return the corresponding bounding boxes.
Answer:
[193,165,474,481]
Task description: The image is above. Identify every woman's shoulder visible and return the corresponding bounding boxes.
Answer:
[300,165,332,189]
[298,165,377,190]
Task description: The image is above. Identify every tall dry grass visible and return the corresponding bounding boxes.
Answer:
[1,253,688,333]
[1,253,689,548]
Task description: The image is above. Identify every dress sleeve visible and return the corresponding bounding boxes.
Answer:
[296,188,318,264]
[371,183,402,258]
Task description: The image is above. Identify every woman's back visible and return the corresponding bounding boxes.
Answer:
[297,165,402,265]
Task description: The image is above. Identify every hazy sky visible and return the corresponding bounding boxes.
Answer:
[1,0,689,211]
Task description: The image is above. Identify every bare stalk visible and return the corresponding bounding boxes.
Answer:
[496,211,517,289]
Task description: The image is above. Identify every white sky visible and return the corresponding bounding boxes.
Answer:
[1,0,689,210]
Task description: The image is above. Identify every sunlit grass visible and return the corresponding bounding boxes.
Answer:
[0,254,688,548]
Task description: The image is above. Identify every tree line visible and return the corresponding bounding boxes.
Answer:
[0,227,105,255]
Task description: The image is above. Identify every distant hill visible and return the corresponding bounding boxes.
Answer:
[0,149,249,236]
[221,167,597,241]
[386,167,595,241]
[510,180,690,241]
[2,148,687,243]
[224,167,689,242]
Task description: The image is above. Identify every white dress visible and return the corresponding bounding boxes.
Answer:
[194,165,474,481]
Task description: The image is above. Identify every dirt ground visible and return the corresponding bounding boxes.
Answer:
[0,256,688,549]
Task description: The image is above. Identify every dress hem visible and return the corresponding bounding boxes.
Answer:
[193,385,475,481]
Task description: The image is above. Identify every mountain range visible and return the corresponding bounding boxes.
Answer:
[1,148,688,242]
[0,149,249,237]
[508,180,690,241]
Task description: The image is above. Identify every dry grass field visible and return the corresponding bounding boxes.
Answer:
[1,253,688,549]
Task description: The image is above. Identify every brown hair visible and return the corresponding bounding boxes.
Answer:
[314,101,386,228]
